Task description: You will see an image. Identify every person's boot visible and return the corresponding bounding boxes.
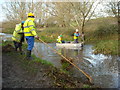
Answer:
[26,50,29,60]
[15,47,17,51]
[19,47,24,55]
[26,50,33,60]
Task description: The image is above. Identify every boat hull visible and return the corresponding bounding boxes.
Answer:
[56,42,83,49]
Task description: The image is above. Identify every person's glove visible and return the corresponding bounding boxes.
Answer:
[35,35,39,40]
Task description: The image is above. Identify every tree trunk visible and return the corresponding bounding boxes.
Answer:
[81,18,85,42]
[118,1,120,40]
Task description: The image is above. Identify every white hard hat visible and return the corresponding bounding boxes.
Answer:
[76,29,79,32]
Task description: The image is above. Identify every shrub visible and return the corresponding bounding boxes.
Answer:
[94,24,118,38]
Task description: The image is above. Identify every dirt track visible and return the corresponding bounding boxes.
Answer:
[2,52,55,88]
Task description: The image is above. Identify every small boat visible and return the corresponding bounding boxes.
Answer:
[56,42,84,49]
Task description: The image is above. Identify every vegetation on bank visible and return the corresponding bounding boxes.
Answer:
[89,24,118,55]
[2,17,118,55]
[92,40,118,55]
[37,27,74,43]
[2,28,14,34]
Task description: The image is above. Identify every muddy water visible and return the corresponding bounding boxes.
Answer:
[33,42,120,88]
[0,33,120,88]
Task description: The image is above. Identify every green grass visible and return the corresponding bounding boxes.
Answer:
[60,69,70,75]
[31,55,54,66]
[19,54,54,74]
[61,62,70,70]
[2,28,14,34]
[1,40,12,46]
[37,27,74,43]
[83,84,91,88]
[61,62,70,74]
[85,22,118,55]
[92,40,118,55]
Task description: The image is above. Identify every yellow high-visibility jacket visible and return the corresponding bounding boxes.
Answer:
[23,18,37,36]
[74,32,80,39]
[12,23,23,42]
[57,37,62,43]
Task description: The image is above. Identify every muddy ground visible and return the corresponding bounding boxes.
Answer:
[2,44,98,88]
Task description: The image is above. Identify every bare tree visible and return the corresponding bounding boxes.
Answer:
[106,2,119,18]
[105,1,120,41]
[44,2,73,27]
[45,1,100,31]
[26,1,43,25]
[43,1,100,41]
[70,1,100,33]
[72,1,100,42]
[2,0,27,21]
[2,0,44,25]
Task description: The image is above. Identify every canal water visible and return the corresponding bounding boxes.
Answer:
[1,32,120,88]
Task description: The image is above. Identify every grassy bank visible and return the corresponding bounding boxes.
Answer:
[86,23,118,55]
[37,27,74,43]
[92,40,118,55]
[2,28,14,34]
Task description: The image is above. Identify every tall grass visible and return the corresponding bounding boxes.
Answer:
[93,24,118,38]
[2,28,14,34]
[85,24,118,42]
[93,40,118,55]
[37,27,75,42]
[86,23,118,55]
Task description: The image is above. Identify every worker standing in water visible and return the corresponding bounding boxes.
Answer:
[12,21,25,54]
[24,13,39,60]
[74,29,80,43]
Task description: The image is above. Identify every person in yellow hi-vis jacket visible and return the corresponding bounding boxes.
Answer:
[24,13,39,60]
[12,21,25,54]
[74,29,80,43]
[57,35,65,43]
